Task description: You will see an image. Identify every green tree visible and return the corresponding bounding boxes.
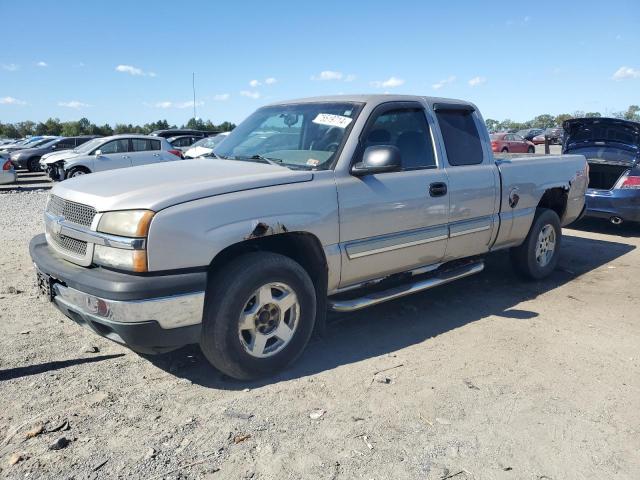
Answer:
[584,112,602,118]
[623,105,640,121]
[555,113,573,125]
[485,119,500,132]
[530,114,556,129]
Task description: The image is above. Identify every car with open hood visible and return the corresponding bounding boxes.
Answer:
[563,117,640,225]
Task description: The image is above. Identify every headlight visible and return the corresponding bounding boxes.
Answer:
[94,245,148,272]
[97,210,154,237]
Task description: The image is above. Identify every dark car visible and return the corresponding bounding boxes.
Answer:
[10,135,100,172]
[149,129,219,139]
[516,128,544,141]
[532,127,564,145]
[563,117,640,225]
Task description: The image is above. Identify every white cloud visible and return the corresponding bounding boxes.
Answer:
[612,66,640,80]
[152,100,204,109]
[432,75,456,90]
[371,76,405,88]
[249,79,261,87]
[264,77,277,85]
[468,76,487,87]
[0,96,26,105]
[344,74,357,82]
[36,61,48,67]
[58,100,91,109]
[312,70,343,81]
[115,64,156,77]
[2,64,19,72]
[240,90,261,99]
[213,93,230,101]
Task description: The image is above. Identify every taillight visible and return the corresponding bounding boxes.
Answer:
[619,175,640,189]
[2,160,11,171]
[491,141,498,150]
[168,149,184,159]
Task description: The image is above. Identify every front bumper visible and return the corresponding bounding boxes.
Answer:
[30,234,207,351]
[584,189,640,223]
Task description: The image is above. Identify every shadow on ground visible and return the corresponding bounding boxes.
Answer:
[571,217,639,238]
[145,233,634,389]
[0,354,125,381]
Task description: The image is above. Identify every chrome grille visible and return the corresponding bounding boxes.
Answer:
[46,195,96,227]
[50,231,88,256]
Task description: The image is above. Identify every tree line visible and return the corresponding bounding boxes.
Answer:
[0,117,236,139]
[485,105,639,133]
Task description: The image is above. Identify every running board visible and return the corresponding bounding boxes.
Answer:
[328,261,485,312]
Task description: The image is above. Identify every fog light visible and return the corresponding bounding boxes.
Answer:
[86,296,110,317]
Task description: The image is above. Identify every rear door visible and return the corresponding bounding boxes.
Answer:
[94,139,131,171]
[337,101,450,286]
[130,138,165,166]
[432,104,499,261]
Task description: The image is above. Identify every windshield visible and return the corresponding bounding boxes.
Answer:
[191,134,228,149]
[29,138,57,148]
[74,138,103,154]
[214,102,362,170]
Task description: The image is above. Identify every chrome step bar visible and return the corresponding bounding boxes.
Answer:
[328,261,485,312]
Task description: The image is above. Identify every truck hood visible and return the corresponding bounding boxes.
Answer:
[52,159,314,212]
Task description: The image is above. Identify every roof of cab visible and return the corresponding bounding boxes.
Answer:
[265,94,476,109]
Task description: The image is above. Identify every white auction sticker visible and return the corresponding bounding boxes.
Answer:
[312,113,353,128]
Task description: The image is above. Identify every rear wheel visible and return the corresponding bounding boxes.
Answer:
[511,208,562,280]
[27,157,41,172]
[501,147,509,153]
[200,252,316,380]
[66,167,90,179]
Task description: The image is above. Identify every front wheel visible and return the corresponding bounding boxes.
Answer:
[511,208,562,280]
[200,252,316,380]
[27,157,41,172]
[501,147,509,153]
[66,167,90,179]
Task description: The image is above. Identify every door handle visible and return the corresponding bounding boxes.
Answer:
[429,182,447,197]
[122,155,130,159]
[153,153,160,157]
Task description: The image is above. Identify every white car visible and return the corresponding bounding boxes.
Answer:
[183,132,230,158]
[41,135,184,180]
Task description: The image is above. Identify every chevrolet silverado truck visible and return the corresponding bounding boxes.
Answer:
[30,95,588,380]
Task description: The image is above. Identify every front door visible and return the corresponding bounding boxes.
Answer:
[94,139,131,172]
[337,102,450,287]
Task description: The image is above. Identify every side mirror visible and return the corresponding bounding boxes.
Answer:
[94,149,102,157]
[51,145,57,150]
[351,145,401,176]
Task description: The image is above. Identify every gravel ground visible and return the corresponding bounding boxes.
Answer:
[0,188,639,479]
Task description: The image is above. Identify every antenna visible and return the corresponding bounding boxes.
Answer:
[192,72,197,121]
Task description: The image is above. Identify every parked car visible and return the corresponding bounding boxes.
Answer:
[30,95,587,380]
[0,158,17,185]
[516,128,544,141]
[10,136,100,172]
[563,117,640,224]
[532,127,563,145]
[0,136,58,155]
[166,135,201,153]
[183,132,231,158]
[41,134,183,180]
[490,133,535,153]
[150,129,218,138]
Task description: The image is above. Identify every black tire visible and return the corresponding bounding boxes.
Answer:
[527,146,535,154]
[200,252,316,380]
[27,157,41,172]
[511,208,562,280]
[65,166,90,179]
[501,147,509,153]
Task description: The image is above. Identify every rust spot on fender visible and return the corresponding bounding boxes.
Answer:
[246,221,288,239]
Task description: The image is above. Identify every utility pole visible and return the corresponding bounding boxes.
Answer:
[192,72,197,121]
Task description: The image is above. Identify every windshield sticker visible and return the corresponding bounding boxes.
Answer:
[306,158,320,167]
[312,113,353,129]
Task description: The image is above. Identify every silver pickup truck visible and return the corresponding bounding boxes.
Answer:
[30,95,588,379]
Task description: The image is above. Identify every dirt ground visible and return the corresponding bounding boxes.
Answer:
[0,187,639,480]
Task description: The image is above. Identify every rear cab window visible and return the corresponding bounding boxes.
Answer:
[435,106,484,166]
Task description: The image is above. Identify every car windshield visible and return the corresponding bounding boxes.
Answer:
[73,138,102,154]
[29,138,57,148]
[191,134,228,149]
[213,102,362,170]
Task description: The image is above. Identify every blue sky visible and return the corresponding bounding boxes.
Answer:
[0,0,638,125]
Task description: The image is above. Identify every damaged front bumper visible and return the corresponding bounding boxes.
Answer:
[30,234,206,352]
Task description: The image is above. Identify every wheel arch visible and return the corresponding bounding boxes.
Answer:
[536,187,568,220]
[207,231,329,336]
